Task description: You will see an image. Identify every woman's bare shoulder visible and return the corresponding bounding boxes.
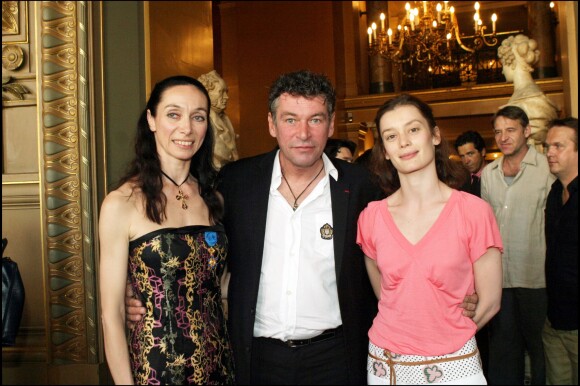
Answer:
[100,181,141,215]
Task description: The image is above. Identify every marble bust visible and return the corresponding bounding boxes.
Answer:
[198,70,239,169]
[497,34,559,149]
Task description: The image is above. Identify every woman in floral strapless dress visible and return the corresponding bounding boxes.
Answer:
[99,76,234,385]
[128,226,233,384]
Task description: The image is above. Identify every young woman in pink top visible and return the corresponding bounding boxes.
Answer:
[357,94,503,385]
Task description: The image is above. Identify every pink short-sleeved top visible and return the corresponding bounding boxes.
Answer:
[357,189,503,356]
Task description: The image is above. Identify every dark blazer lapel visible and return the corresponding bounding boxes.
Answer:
[330,163,350,282]
[251,151,277,266]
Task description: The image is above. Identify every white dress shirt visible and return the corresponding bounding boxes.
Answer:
[253,152,342,340]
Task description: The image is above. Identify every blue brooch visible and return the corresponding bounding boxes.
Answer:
[204,231,218,247]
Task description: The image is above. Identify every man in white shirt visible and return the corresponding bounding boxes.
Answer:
[217,71,381,384]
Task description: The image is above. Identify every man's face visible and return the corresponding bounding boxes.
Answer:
[545,125,578,181]
[493,116,530,157]
[268,93,334,171]
[457,142,486,174]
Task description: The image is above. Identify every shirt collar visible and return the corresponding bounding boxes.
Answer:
[492,144,540,170]
[270,150,338,192]
[521,144,540,166]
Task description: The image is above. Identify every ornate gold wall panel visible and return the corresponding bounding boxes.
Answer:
[37,1,98,365]
[3,1,35,107]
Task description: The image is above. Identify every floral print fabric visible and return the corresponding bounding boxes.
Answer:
[128,225,234,385]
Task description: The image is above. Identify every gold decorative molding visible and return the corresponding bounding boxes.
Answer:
[2,44,24,70]
[2,1,19,34]
[38,1,98,365]
[2,74,30,100]
[2,1,28,43]
[1,178,40,208]
[3,1,34,107]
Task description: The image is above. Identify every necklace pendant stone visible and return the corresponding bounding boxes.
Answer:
[293,203,298,211]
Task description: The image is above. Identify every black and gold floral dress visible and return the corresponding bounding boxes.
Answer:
[127,225,234,385]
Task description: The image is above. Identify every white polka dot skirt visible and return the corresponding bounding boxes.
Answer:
[367,337,483,384]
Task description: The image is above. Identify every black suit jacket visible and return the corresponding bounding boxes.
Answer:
[218,150,381,385]
[459,175,481,197]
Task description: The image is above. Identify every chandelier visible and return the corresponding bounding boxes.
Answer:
[367,1,501,75]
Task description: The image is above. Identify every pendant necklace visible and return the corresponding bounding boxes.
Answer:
[160,170,190,210]
[281,164,324,211]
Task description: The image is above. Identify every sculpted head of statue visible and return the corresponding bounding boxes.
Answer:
[198,70,229,113]
[498,34,540,82]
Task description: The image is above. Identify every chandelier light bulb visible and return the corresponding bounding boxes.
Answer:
[474,2,480,11]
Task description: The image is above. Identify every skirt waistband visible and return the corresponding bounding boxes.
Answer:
[368,337,482,385]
